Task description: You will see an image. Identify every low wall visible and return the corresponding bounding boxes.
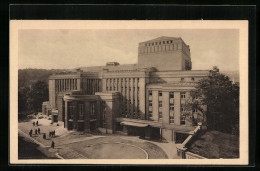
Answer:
[176,123,206,159]
[185,152,206,159]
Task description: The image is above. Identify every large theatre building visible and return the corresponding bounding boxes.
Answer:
[43,36,209,142]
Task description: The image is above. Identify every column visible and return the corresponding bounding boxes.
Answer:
[122,78,126,115]
[115,78,118,91]
[64,100,68,128]
[135,78,138,117]
[162,91,169,124]
[77,78,81,90]
[126,78,130,115]
[152,90,159,121]
[174,92,181,125]
[130,78,134,115]
[108,78,111,91]
[139,77,146,119]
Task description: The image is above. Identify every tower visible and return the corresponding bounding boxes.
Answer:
[138,36,192,71]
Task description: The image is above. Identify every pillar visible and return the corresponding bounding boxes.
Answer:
[77,78,81,90]
[174,92,181,125]
[122,78,126,115]
[162,91,169,124]
[139,77,146,119]
[64,100,68,128]
[152,90,159,121]
[126,78,129,115]
[135,78,138,118]
[130,78,134,116]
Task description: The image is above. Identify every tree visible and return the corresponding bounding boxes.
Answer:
[186,66,239,135]
[28,81,49,112]
[18,86,30,113]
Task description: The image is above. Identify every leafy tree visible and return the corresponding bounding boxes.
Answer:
[185,66,239,135]
[28,81,49,112]
[18,86,30,113]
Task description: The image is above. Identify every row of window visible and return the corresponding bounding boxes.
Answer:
[139,44,177,54]
[148,91,186,99]
[145,40,175,46]
[106,78,140,91]
[56,79,78,91]
[83,79,100,95]
[68,102,96,120]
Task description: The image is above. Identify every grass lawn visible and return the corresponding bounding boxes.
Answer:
[188,131,239,159]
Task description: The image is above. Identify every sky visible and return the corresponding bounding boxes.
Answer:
[18,29,239,71]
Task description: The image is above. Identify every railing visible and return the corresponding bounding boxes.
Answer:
[176,122,206,159]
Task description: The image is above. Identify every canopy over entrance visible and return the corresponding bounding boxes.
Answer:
[120,121,148,128]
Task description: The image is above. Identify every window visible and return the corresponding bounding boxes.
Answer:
[155,42,158,45]
[149,90,152,96]
[193,107,198,113]
[170,40,173,43]
[181,77,184,81]
[170,116,174,123]
[167,41,169,44]
[79,103,84,117]
[170,103,174,111]
[159,91,162,96]
[159,101,162,108]
[163,41,165,44]
[159,42,161,45]
[181,104,184,112]
[152,43,154,45]
[181,92,186,99]
[90,103,95,116]
[149,100,153,107]
[170,92,174,98]
[149,111,153,118]
[145,43,147,46]
[159,111,162,119]
[191,77,195,81]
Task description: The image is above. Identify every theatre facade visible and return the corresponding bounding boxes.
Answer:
[43,36,209,142]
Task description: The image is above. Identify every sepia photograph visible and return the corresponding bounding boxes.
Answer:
[10,20,248,165]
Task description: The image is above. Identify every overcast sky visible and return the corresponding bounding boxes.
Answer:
[18,29,239,71]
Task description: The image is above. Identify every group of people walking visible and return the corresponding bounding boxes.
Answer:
[28,120,56,148]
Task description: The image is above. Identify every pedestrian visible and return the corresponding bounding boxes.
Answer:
[53,130,55,137]
[36,120,39,126]
[35,129,38,135]
[33,122,35,126]
[49,131,51,138]
[43,133,46,139]
[38,128,40,134]
[51,141,55,148]
[29,129,32,137]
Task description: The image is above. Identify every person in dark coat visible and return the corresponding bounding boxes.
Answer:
[33,122,35,126]
[51,141,55,148]
[43,133,46,139]
[38,128,40,134]
[36,120,39,126]
[35,129,38,135]
[29,129,33,137]
[53,130,55,137]
[49,131,51,138]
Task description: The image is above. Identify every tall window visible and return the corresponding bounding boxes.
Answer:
[149,90,152,96]
[103,102,106,127]
[79,103,84,118]
[149,100,153,107]
[170,103,174,111]
[181,92,186,99]
[149,111,153,118]
[170,92,174,98]
[90,103,96,116]
[159,111,162,119]
[181,104,184,112]
[159,101,162,108]
[159,91,162,96]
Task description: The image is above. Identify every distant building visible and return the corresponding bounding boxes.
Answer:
[43,36,209,142]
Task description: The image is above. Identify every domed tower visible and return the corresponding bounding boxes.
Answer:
[138,36,192,71]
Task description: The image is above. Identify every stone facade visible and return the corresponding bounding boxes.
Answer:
[43,36,209,142]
